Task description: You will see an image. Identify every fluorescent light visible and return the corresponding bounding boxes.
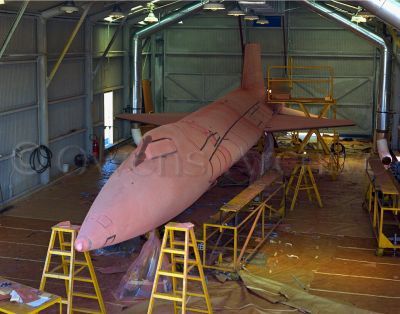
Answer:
[130,5,143,11]
[239,1,266,4]
[60,1,78,14]
[0,0,5,5]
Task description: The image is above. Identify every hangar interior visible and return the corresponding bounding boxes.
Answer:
[0,0,399,313]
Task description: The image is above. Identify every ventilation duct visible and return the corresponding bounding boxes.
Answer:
[302,1,392,140]
[361,0,400,31]
[132,1,208,113]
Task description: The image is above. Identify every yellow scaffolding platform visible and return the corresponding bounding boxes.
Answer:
[267,64,338,155]
[148,222,212,314]
[365,158,400,256]
[39,224,106,314]
[286,159,323,211]
[202,170,285,272]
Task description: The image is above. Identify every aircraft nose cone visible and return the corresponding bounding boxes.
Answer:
[75,214,116,252]
[74,237,90,252]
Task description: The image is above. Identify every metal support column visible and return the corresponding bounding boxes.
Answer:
[84,20,93,155]
[392,45,400,150]
[122,24,130,138]
[37,17,49,184]
[0,0,29,59]
[47,3,92,87]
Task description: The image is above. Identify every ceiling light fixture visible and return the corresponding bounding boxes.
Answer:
[203,1,225,11]
[351,15,367,23]
[244,11,259,21]
[256,17,269,24]
[144,11,158,23]
[60,1,79,14]
[109,3,125,19]
[144,2,158,23]
[227,7,245,16]
[0,0,5,5]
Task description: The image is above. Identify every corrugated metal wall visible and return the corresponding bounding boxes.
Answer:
[0,4,388,204]
[92,23,126,143]
[0,15,39,201]
[158,9,377,136]
[0,14,127,204]
[47,19,86,178]
[287,7,377,136]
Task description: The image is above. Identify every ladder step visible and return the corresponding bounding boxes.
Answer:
[49,249,72,256]
[72,307,101,314]
[187,275,202,282]
[176,290,206,298]
[73,292,98,300]
[162,248,186,255]
[153,292,183,302]
[75,276,94,283]
[44,272,69,280]
[158,270,184,278]
[176,305,210,313]
[172,240,194,247]
[174,258,198,264]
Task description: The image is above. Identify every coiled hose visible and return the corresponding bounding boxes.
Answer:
[29,145,52,174]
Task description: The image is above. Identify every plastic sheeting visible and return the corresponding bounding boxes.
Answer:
[114,231,171,300]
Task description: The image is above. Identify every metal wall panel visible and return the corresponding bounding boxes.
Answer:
[0,14,36,54]
[47,19,84,53]
[0,158,40,201]
[0,62,36,112]
[49,132,86,178]
[93,57,123,91]
[287,7,377,136]
[93,24,123,53]
[47,59,85,99]
[0,109,38,158]
[48,98,85,139]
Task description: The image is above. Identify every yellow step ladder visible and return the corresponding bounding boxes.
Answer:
[148,222,213,314]
[286,162,323,211]
[39,223,106,314]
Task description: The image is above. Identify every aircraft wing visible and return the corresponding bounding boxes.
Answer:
[265,114,354,132]
[116,113,188,126]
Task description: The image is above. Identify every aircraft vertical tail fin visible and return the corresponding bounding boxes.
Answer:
[241,43,264,91]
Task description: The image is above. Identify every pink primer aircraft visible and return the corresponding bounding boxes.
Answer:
[75,43,353,252]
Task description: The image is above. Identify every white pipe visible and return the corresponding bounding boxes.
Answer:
[131,128,142,146]
[377,138,392,165]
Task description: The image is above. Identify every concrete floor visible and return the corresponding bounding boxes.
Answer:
[0,141,399,313]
